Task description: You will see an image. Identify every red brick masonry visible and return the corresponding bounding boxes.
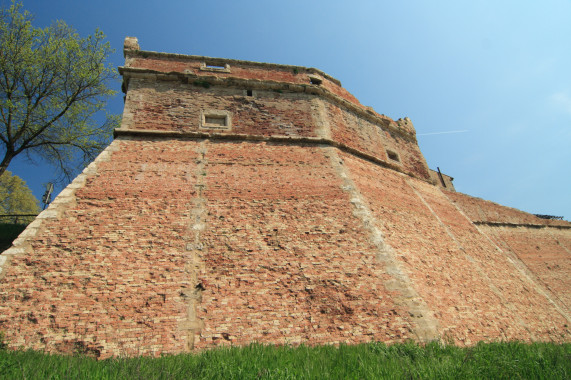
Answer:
[0,38,569,358]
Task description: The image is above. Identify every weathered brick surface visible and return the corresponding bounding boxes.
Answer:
[0,139,200,358]
[1,39,569,358]
[479,226,571,310]
[125,79,317,138]
[194,141,415,348]
[122,80,429,180]
[127,55,362,106]
[340,152,570,344]
[445,189,570,323]
[412,182,568,342]
[445,190,568,227]
[121,47,429,181]
[327,103,389,161]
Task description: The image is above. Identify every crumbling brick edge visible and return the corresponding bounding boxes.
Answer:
[328,147,441,342]
[0,141,121,280]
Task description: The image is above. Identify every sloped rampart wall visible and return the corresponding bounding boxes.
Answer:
[1,41,569,358]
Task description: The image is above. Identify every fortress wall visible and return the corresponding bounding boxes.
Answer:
[324,101,431,179]
[130,57,303,85]
[123,79,317,137]
[551,228,571,252]
[0,137,433,358]
[385,129,431,180]
[2,134,568,358]
[340,152,570,344]
[0,139,204,358]
[122,75,430,181]
[192,141,416,348]
[2,39,569,358]
[341,152,528,343]
[326,103,388,160]
[409,181,569,342]
[443,189,571,319]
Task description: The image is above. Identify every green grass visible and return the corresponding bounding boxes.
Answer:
[0,341,569,379]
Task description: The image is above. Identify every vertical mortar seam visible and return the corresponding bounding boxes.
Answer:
[179,139,208,350]
[326,147,441,342]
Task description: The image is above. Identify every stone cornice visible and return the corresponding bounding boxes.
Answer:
[113,128,425,182]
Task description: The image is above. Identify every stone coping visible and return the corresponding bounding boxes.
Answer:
[473,221,571,229]
[125,48,343,86]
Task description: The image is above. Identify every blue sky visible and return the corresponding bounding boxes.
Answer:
[6,0,571,219]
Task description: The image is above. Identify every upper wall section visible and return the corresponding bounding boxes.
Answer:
[118,37,431,181]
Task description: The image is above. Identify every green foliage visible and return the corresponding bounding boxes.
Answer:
[0,1,119,180]
[0,170,39,223]
[0,331,6,350]
[0,223,27,252]
[0,341,569,379]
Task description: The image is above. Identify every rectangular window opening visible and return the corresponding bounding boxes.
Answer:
[201,110,232,130]
[205,115,227,126]
[205,64,226,70]
[200,62,231,73]
[246,89,253,96]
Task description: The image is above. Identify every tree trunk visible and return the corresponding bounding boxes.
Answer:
[0,153,14,178]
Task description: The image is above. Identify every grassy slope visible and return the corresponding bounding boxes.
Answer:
[0,341,569,379]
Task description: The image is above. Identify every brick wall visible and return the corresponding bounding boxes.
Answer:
[0,139,207,358]
[447,190,571,327]
[121,62,430,180]
[194,141,416,348]
[340,153,570,344]
[0,39,569,358]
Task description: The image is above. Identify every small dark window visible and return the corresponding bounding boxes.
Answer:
[387,150,400,162]
[309,75,322,85]
[246,89,253,96]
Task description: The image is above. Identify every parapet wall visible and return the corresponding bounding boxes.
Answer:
[0,38,569,358]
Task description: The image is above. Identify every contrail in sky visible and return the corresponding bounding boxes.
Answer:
[417,130,469,136]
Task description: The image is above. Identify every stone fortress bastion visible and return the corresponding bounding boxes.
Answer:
[0,37,569,359]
